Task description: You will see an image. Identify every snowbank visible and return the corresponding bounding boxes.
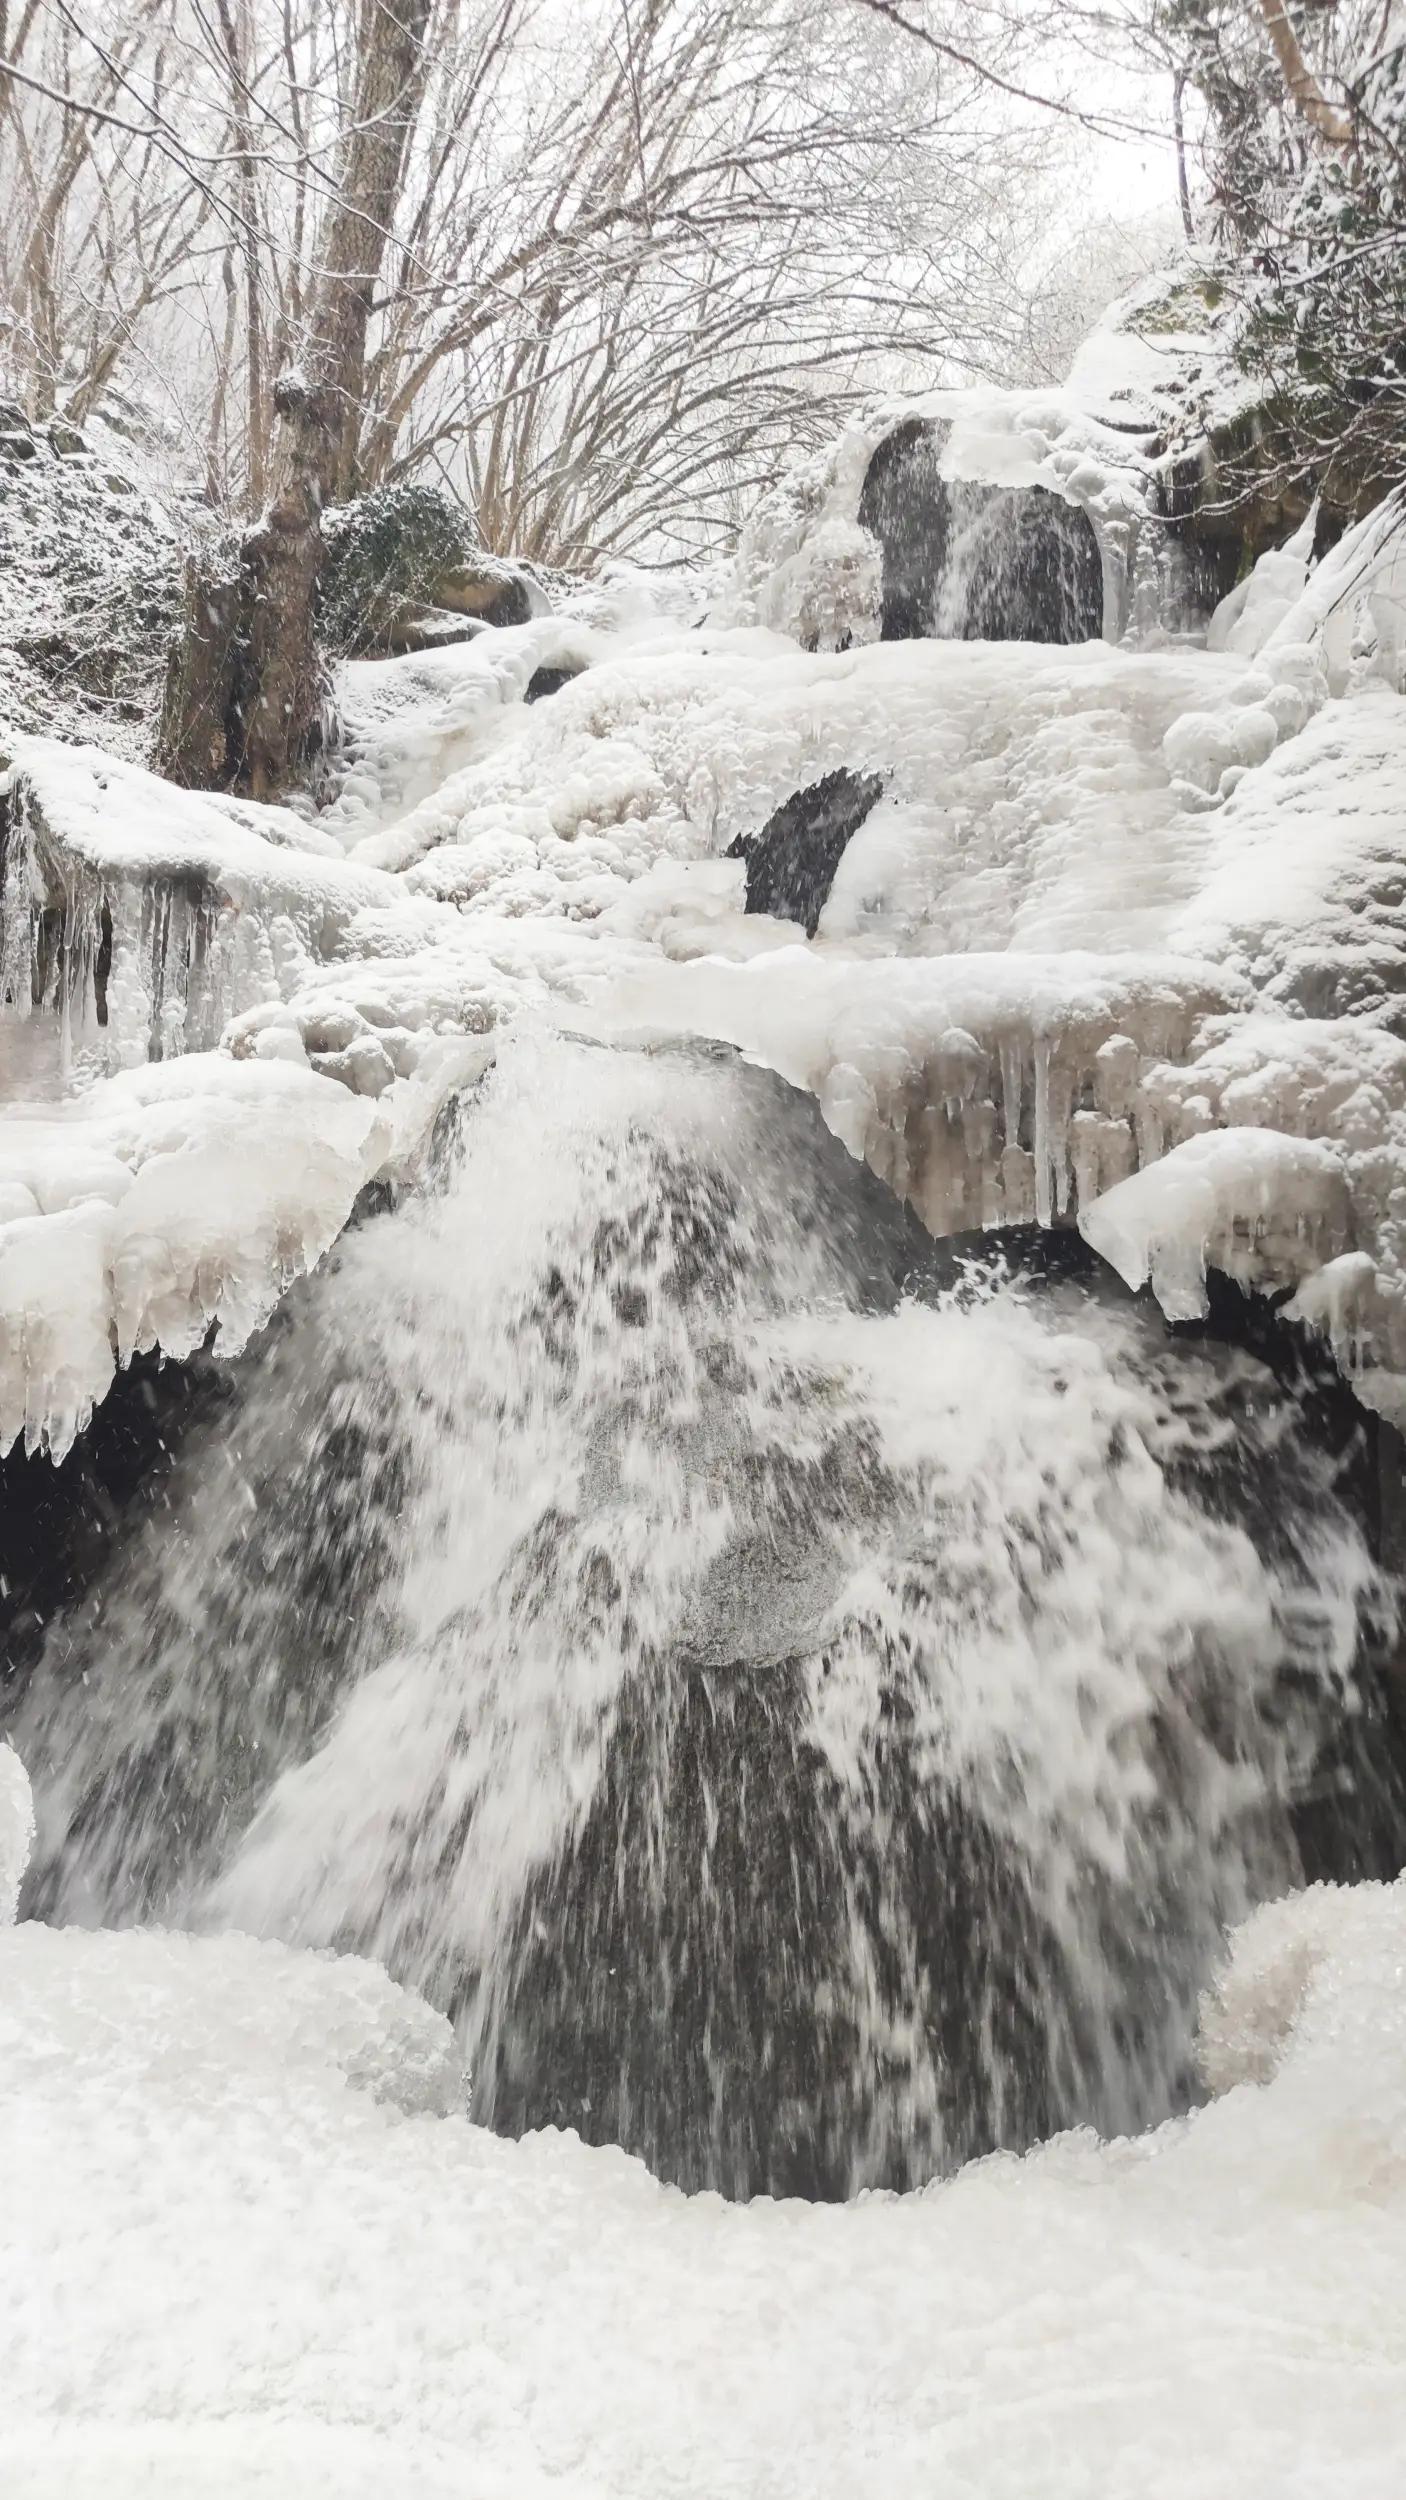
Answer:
[2,1859,1405,2495]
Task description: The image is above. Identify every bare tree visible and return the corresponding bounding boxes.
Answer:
[5,0,1113,787]
[161,0,432,793]
[0,0,216,424]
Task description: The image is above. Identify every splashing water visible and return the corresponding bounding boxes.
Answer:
[9,1033,1391,2197]
[933,480,1106,644]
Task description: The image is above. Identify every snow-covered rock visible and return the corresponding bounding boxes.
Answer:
[726,379,1155,649]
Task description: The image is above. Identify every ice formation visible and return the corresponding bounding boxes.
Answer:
[3,474,1406,1445]
[1,736,396,1077]
[3,1868,1405,2494]
[726,379,1155,650]
[0,1056,388,1457]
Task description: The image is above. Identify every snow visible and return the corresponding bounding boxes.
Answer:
[3,1820,1406,2495]
[1065,257,1260,444]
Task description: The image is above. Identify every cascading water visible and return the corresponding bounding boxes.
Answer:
[857,419,1107,645]
[7,1032,1394,2199]
[933,479,1106,644]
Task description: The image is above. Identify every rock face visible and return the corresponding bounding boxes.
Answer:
[857,422,1106,645]
[0,1349,225,1696]
[0,415,194,756]
[729,768,884,934]
[857,418,949,639]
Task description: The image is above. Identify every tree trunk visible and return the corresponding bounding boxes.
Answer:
[1172,73,1196,243]
[159,0,431,798]
[1255,0,1353,146]
[157,563,243,789]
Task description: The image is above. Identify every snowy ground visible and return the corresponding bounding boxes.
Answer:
[2,1739,1404,2498]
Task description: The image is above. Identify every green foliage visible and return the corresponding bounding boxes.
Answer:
[1160,0,1295,240]
[1133,271,1227,334]
[1237,60,1406,500]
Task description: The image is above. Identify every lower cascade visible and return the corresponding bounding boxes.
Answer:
[9,1032,1397,2199]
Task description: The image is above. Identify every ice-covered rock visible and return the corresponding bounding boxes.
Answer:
[0,1055,388,1457]
[727,380,1155,650]
[7,566,1406,1440]
[1078,1127,1352,1322]
[1,738,397,1077]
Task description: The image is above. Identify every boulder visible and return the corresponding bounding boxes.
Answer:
[320,481,548,655]
[729,767,884,936]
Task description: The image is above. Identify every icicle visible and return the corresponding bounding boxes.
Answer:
[0,778,37,1018]
[1001,1143,1036,1226]
[105,885,156,1071]
[1033,1038,1053,1231]
[999,1039,1023,1159]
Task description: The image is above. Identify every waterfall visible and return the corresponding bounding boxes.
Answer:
[857,421,1106,645]
[934,479,1107,644]
[7,1032,1392,2198]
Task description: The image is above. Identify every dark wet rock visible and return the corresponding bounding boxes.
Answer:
[0,1351,227,1696]
[858,418,949,640]
[952,482,1104,642]
[729,767,884,935]
[525,664,584,703]
[379,605,489,655]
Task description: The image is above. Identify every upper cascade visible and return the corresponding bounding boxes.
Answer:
[722,257,1399,657]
